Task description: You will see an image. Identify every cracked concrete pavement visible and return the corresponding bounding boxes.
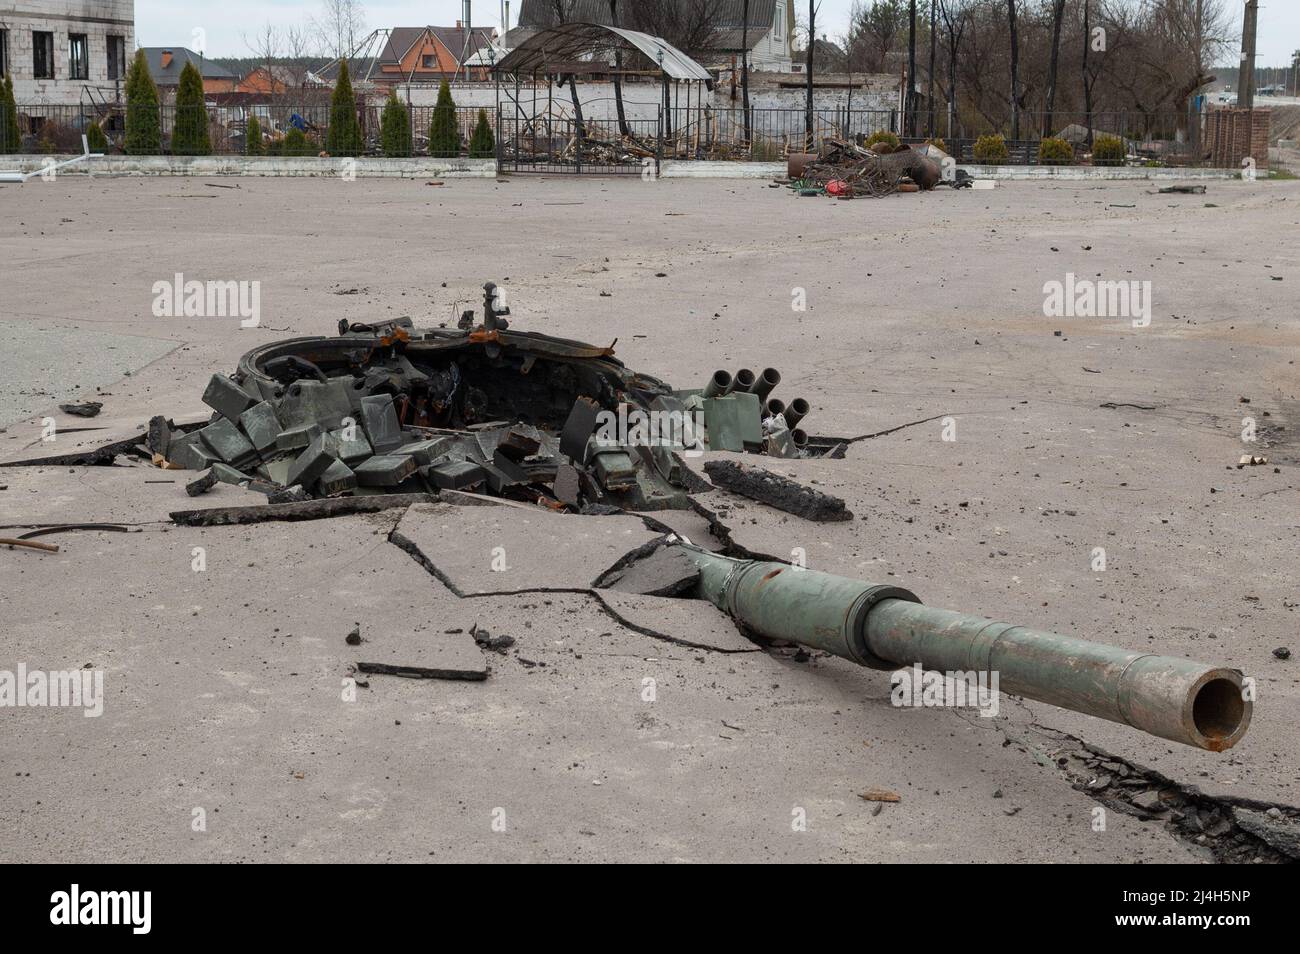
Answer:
[1,174,1296,862]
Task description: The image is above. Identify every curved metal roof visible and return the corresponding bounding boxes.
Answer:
[492,21,711,82]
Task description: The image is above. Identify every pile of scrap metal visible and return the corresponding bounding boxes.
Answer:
[149,283,823,512]
[785,138,943,198]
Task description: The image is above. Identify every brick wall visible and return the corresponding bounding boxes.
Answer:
[1205,107,1271,171]
[1,1,136,106]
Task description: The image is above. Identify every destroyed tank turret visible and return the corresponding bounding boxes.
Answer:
[148,283,813,512]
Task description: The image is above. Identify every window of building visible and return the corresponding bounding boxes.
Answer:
[774,5,785,41]
[33,30,55,79]
[70,33,89,80]
[107,35,126,80]
[0,30,9,79]
[422,54,437,68]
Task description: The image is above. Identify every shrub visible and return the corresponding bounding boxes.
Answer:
[172,61,211,155]
[282,128,311,157]
[865,129,900,151]
[428,80,460,157]
[246,115,263,156]
[973,133,1009,165]
[1092,134,1125,166]
[468,108,494,158]
[124,49,161,155]
[326,60,361,156]
[380,90,411,157]
[1038,137,1073,165]
[86,121,109,153]
[0,75,20,153]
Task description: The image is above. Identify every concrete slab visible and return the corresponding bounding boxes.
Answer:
[2,174,1296,862]
[593,591,758,654]
[392,502,662,595]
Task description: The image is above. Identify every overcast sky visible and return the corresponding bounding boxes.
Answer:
[137,1,1298,66]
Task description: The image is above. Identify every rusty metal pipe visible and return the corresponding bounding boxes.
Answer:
[733,368,756,393]
[765,398,786,418]
[790,428,808,449]
[702,369,733,399]
[783,397,809,429]
[677,546,1251,752]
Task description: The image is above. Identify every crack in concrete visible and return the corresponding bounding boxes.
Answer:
[386,517,758,655]
[953,702,1299,863]
[847,414,952,443]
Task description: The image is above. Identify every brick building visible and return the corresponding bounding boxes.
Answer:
[0,1,136,104]
[1205,107,1271,171]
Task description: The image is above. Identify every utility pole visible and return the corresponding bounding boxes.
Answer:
[1239,0,1258,110]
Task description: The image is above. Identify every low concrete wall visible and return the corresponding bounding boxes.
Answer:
[958,164,1244,180]
[1,154,1254,181]
[0,155,498,178]
[660,161,786,179]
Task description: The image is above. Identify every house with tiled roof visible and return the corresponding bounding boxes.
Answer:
[505,0,795,72]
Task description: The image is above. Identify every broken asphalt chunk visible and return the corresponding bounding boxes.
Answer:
[185,469,219,497]
[598,546,702,598]
[59,401,102,418]
[702,459,853,522]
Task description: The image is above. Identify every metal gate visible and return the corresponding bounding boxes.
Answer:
[497,106,662,176]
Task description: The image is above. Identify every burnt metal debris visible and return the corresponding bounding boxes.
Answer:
[785,138,945,199]
[147,283,822,512]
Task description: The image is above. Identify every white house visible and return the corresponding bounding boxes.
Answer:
[0,0,136,104]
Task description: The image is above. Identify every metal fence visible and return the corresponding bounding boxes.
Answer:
[497,110,661,175]
[7,102,501,158]
[7,101,1231,167]
[664,106,898,159]
[907,109,1213,165]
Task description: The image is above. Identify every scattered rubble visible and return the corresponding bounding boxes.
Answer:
[859,788,902,803]
[701,459,854,522]
[58,401,103,418]
[785,138,943,199]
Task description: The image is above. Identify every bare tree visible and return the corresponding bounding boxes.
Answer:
[1042,0,1068,137]
[807,1,818,146]
[316,0,367,60]
[625,0,722,53]
[850,0,907,74]
[743,0,752,142]
[244,23,282,107]
[608,0,630,136]
[906,0,916,135]
[927,0,937,137]
[938,0,970,140]
[1006,0,1020,140]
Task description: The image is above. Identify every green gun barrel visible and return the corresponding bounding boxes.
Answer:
[679,546,1251,752]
